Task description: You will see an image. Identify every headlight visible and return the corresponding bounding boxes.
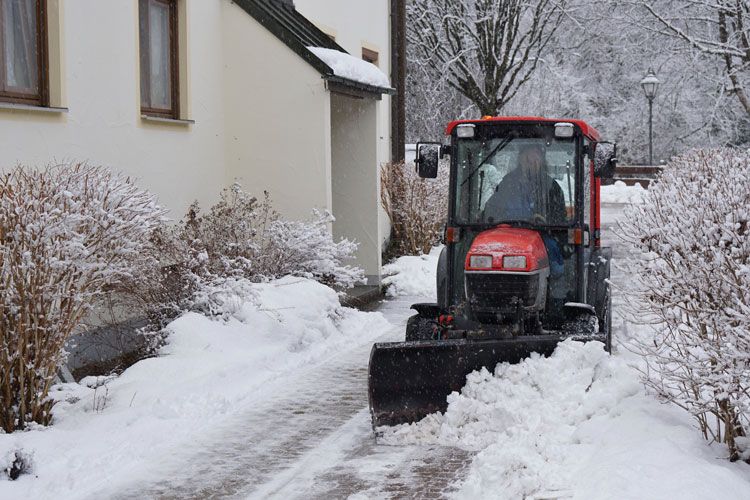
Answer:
[502,255,527,270]
[456,124,476,138]
[469,255,492,269]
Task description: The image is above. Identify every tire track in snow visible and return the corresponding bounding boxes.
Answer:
[107,297,472,499]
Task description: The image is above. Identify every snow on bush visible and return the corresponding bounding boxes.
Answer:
[182,184,363,289]
[618,148,750,462]
[381,160,449,258]
[381,246,441,298]
[0,164,164,432]
[380,341,750,498]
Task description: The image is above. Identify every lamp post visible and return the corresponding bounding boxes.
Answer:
[640,68,660,165]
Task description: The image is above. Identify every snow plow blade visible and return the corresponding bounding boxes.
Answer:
[368,337,561,428]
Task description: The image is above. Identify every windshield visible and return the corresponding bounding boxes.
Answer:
[454,131,577,226]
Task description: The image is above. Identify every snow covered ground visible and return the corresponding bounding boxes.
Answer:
[381,246,441,298]
[381,339,750,499]
[3,182,750,499]
[377,184,750,499]
[601,180,647,204]
[0,277,390,499]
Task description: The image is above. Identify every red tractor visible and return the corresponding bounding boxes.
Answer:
[368,117,617,428]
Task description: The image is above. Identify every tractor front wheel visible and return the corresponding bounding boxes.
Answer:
[405,314,436,341]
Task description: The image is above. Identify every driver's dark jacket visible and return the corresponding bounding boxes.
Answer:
[483,167,567,225]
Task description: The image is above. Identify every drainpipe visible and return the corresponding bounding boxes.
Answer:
[390,0,406,163]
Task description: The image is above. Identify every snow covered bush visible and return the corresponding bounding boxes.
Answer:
[0,164,164,432]
[380,160,448,258]
[618,148,750,461]
[105,225,203,346]
[181,183,363,288]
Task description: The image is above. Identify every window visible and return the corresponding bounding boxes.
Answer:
[362,47,378,66]
[454,132,576,226]
[139,0,178,118]
[0,0,47,105]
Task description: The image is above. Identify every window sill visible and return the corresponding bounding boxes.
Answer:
[141,114,195,126]
[0,102,68,114]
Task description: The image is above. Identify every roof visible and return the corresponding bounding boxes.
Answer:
[234,0,394,97]
[445,116,601,141]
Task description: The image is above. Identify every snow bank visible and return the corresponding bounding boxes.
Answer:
[381,340,750,499]
[381,246,442,299]
[600,180,647,204]
[0,277,390,499]
[308,47,391,88]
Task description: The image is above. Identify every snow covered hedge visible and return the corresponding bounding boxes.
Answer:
[182,184,363,288]
[619,148,750,462]
[0,164,164,432]
[381,160,449,258]
[115,183,364,338]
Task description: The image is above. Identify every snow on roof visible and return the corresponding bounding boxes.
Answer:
[307,47,391,89]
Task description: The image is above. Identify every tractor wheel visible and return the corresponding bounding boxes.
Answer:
[405,314,435,341]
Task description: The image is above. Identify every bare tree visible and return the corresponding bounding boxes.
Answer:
[638,0,750,116]
[408,0,566,116]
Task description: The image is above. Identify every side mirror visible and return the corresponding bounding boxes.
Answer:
[594,142,617,179]
[415,142,441,178]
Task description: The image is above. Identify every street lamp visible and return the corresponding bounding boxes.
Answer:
[640,68,660,165]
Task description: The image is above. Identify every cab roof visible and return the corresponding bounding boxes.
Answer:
[446,116,601,141]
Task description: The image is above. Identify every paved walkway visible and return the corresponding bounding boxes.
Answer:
[109,297,471,500]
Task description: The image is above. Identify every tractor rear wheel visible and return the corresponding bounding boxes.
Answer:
[405,314,435,341]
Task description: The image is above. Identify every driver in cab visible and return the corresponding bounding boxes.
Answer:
[483,144,567,225]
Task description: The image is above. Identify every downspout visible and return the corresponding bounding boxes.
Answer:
[390,0,406,162]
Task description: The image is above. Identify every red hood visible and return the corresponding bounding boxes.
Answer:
[465,227,549,272]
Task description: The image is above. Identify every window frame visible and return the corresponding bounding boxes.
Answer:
[0,0,48,106]
[139,0,179,119]
[362,47,379,66]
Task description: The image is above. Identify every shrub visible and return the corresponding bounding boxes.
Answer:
[107,184,364,358]
[380,160,448,258]
[181,184,363,289]
[0,164,164,432]
[618,148,750,462]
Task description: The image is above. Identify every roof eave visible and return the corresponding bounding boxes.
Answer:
[323,75,395,100]
[234,0,340,76]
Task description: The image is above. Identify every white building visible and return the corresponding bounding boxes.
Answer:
[0,0,400,285]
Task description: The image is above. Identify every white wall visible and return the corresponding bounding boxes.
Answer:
[294,0,391,168]
[0,0,227,220]
[294,0,393,256]
[220,1,332,220]
[0,0,388,276]
[331,94,380,281]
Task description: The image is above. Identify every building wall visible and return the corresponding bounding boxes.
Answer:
[294,0,393,254]
[0,0,387,276]
[331,94,380,281]
[220,1,332,220]
[0,0,227,220]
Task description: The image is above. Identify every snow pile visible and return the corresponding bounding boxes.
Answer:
[600,180,646,204]
[308,47,391,88]
[381,246,441,298]
[381,340,750,499]
[0,277,390,498]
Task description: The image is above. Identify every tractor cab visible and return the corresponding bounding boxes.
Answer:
[368,117,617,428]
[418,117,615,333]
